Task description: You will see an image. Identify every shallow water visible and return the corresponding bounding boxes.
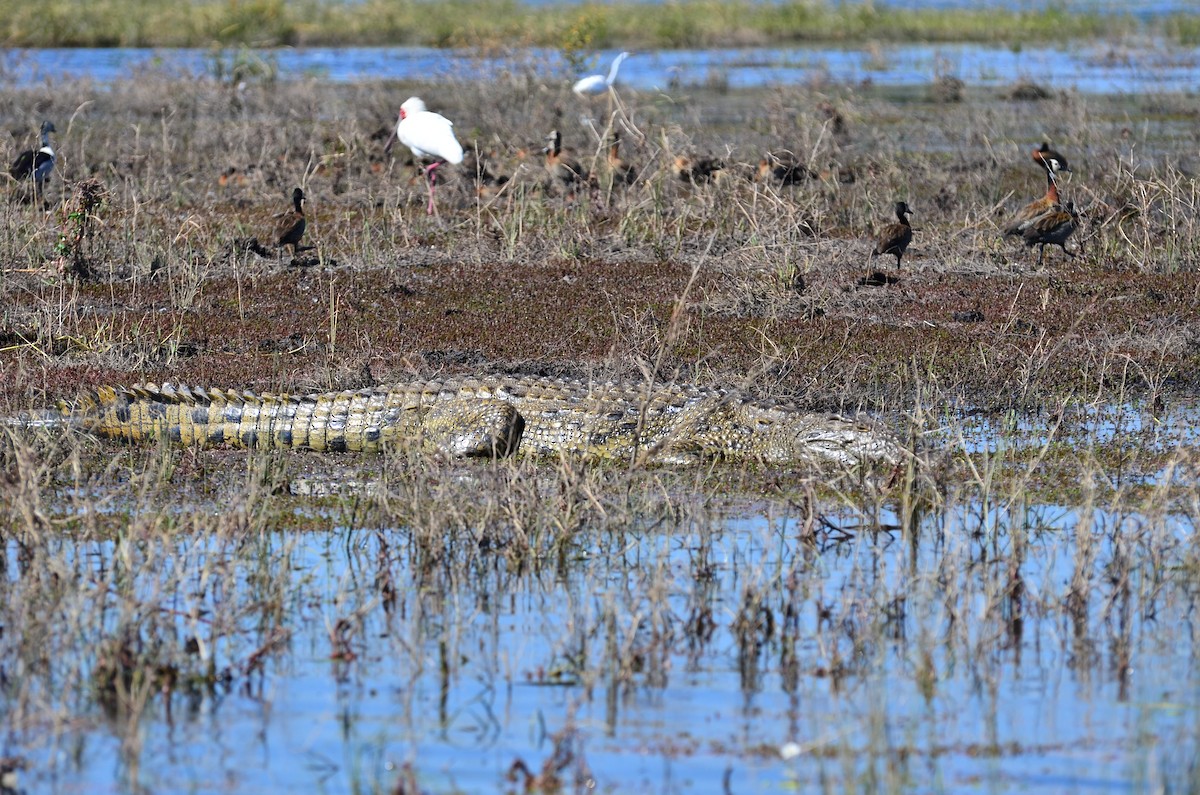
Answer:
[4,478,1198,793]
[4,39,1200,94]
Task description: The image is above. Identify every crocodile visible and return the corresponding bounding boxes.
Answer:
[24,375,906,470]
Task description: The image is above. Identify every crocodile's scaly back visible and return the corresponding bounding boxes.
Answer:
[46,376,905,470]
[57,382,525,457]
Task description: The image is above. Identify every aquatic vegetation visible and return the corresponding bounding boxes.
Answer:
[1,64,1200,793]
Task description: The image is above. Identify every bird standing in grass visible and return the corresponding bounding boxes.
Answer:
[1022,200,1078,265]
[9,120,57,200]
[385,97,463,215]
[673,154,725,185]
[544,129,588,192]
[756,152,813,186]
[276,187,306,256]
[1004,167,1062,239]
[872,201,914,269]
[603,132,637,186]
[573,52,631,97]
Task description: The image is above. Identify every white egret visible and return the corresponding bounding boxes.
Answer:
[384,97,464,215]
[572,52,631,97]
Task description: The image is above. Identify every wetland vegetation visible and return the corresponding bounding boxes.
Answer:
[2,41,1200,793]
[3,0,1200,50]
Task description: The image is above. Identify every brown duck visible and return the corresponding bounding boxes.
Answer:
[673,154,725,184]
[1003,168,1062,239]
[872,201,914,269]
[756,152,813,185]
[604,132,637,186]
[544,129,587,190]
[1021,200,1078,265]
[276,187,306,255]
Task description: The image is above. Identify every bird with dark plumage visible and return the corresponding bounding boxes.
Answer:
[384,97,464,215]
[463,149,509,200]
[872,201,914,269]
[673,154,725,185]
[276,187,306,255]
[603,132,637,186]
[1021,200,1078,265]
[9,121,57,199]
[544,130,587,191]
[1003,167,1062,239]
[756,152,813,186]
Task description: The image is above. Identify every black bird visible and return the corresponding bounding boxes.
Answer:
[275,187,306,255]
[872,201,914,269]
[10,121,57,198]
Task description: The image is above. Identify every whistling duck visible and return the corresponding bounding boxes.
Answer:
[10,121,57,199]
[1022,200,1078,265]
[463,149,509,200]
[872,201,914,269]
[1004,167,1061,238]
[673,154,725,184]
[572,52,631,97]
[818,101,848,139]
[756,152,813,185]
[604,132,637,186]
[1032,142,1070,175]
[276,187,306,255]
[544,130,587,190]
[384,97,464,215]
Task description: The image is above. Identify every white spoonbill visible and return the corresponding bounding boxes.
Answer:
[572,52,631,97]
[384,97,464,215]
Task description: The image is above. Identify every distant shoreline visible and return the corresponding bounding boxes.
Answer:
[2,0,1198,50]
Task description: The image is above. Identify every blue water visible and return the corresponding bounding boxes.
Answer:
[4,491,1197,793]
[4,41,1199,94]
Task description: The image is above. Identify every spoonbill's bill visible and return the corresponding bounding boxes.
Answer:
[385,97,464,215]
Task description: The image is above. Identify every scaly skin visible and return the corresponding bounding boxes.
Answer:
[40,376,906,470]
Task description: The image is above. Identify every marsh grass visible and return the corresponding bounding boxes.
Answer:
[5,72,1200,411]
[5,398,1200,791]
[2,67,1200,791]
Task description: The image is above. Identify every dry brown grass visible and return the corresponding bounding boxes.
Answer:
[2,72,1199,425]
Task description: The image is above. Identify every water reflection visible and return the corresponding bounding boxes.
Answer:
[2,486,1196,792]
